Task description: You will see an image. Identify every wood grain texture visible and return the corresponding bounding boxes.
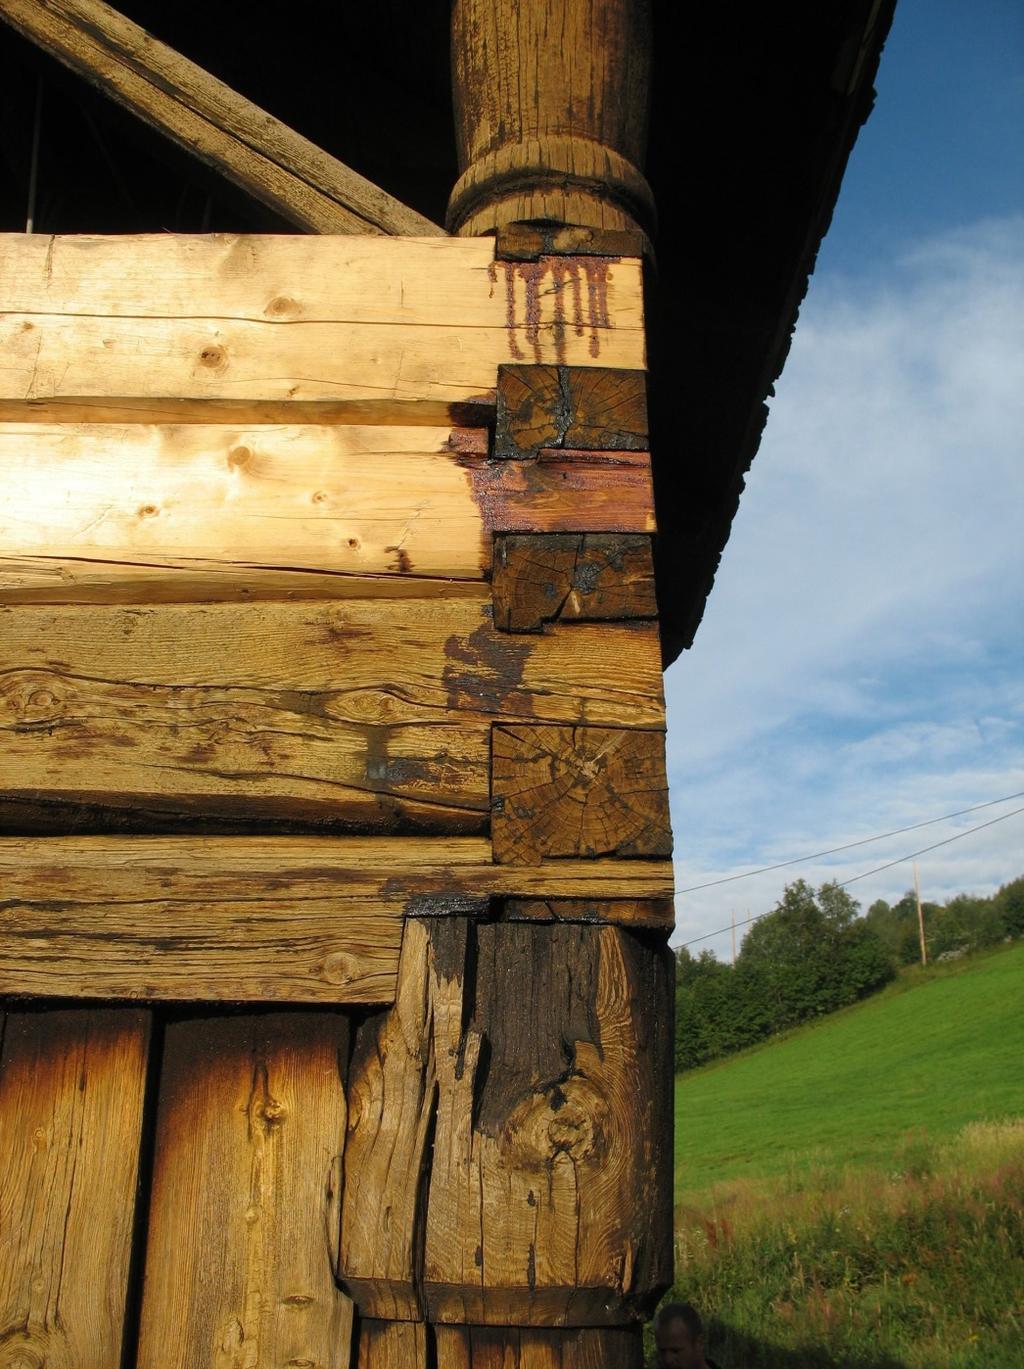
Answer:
[491,725,672,864]
[0,837,675,1002]
[495,366,648,460]
[502,897,674,930]
[340,920,673,1329]
[448,0,653,240]
[0,0,441,236]
[0,1008,150,1367]
[0,600,662,833]
[423,921,674,1325]
[340,920,436,1321]
[357,1319,431,1368]
[493,534,657,632]
[434,1324,643,1368]
[0,425,654,603]
[0,235,644,415]
[494,224,648,262]
[136,1013,352,1369]
[0,887,405,1004]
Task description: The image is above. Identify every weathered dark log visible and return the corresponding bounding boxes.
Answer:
[496,365,649,460]
[502,897,674,930]
[493,533,658,633]
[340,918,673,1328]
[434,1324,644,1367]
[494,223,648,262]
[448,0,654,242]
[491,724,672,864]
[356,1319,431,1368]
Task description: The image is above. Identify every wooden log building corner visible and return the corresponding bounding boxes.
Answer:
[0,2,896,1364]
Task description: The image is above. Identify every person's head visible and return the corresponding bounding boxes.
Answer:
[653,1301,707,1369]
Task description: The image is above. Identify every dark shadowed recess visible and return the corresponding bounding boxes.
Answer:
[0,0,895,664]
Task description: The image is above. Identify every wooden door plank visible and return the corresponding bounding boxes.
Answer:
[0,0,441,236]
[0,235,644,417]
[0,1008,151,1366]
[0,424,652,602]
[434,1325,643,1367]
[0,837,674,1003]
[357,1320,431,1368]
[135,1013,352,1369]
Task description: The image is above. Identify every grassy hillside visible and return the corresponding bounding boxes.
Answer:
[675,941,1024,1200]
[663,944,1024,1368]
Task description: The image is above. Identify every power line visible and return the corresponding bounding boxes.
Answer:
[837,804,1024,887]
[675,790,1024,894]
[678,802,1024,949]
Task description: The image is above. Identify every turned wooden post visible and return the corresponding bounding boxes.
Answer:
[448,0,655,244]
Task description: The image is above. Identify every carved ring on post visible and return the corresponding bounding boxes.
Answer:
[447,136,657,244]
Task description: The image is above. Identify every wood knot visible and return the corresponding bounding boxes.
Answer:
[137,503,159,518]
[503,1080,607,1169]
[227,445,252,469]
[198,343,227,370]
[0,1335,47,1368]
[265,295,299,318]
[0,670,66,728]
[321,951,357,986]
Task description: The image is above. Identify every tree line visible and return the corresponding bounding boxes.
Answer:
[674,873,1024,1072]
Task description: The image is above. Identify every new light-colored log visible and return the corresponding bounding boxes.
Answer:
[135,1014,353,1369]
[0,1009,150,1366]
[0,0,440,236]
[0,598,663,832]
[0,235,644,417]
[0,837,675,1002]
[0,424,653,602]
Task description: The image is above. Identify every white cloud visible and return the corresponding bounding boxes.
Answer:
[665,217,1024,953]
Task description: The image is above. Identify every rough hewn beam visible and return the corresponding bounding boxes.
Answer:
[0,0,442,236]
[0,425,654,603]
[339,917,674,1327]
[0,235,644,417]
[0,836,675,1003]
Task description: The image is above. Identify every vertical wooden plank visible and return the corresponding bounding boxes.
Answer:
[340,920,436,1322]
[0,1008,151,1367]
[356,1319,431,1368]
[423,922,674,1325]
[136,1012,352,1369]
[434,1324,643,1367]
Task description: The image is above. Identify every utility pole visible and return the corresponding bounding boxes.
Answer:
[914,861,928,966]
[730,909,737,965]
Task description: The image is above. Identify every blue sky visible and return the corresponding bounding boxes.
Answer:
[664,0,1024,957]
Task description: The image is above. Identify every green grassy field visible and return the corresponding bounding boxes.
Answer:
[664,943,1024,1368]
[675,942,1024,1200]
